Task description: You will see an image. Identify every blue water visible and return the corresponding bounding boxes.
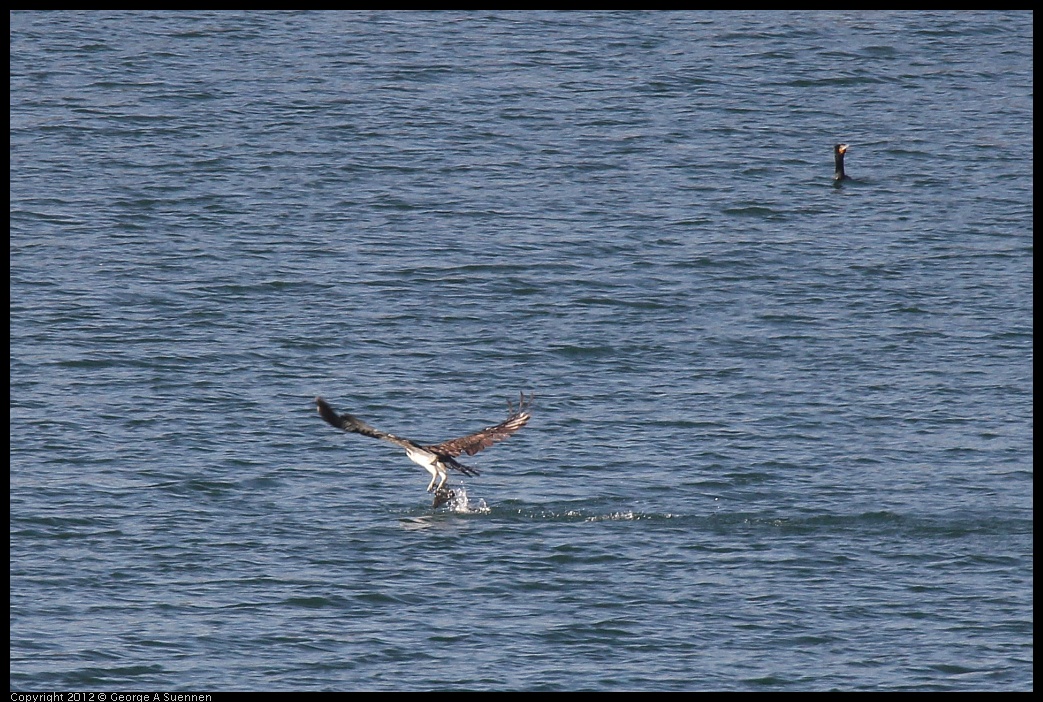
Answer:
[10,11,1032,691]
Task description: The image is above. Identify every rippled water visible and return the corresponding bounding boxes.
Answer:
[10,11,1033,691]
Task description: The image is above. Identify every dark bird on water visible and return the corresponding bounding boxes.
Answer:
[834,143,852,183]
[316,394,532,508]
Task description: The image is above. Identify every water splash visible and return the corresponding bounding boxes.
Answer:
[445,486,489,515]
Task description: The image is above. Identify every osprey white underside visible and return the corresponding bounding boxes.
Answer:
[404,445,449,492]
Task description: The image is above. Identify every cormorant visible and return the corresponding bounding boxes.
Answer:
[834,143,852,183]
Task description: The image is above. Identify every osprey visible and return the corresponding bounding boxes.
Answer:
[316,394,532,507]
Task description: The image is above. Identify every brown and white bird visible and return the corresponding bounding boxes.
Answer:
[316,394,532,507]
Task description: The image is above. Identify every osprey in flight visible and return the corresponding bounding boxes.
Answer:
[316,394,532,507]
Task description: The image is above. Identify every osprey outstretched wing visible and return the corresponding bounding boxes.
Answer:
[315,394,532,507]
[431,394,533,457]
